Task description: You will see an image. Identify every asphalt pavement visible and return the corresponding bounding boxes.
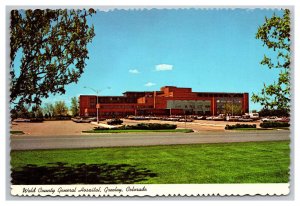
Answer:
[10,130,290,150]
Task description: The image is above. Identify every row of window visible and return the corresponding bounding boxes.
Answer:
[197,93,244,98]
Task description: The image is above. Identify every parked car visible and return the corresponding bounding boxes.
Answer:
[238,115,254,122]
[71,118,91,123]
[13,118,31,122]
[213,114,225,121]
[206,116,214,120]
[178,118,193,122]
[226,116,241,121]
[237,117,254,122]
[245,112,260,120]
[261,116,282,122]
[213,116,224,121]
[195,116,207,120]
[278,117,290,122]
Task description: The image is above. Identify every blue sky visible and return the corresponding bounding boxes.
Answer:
[43,8,283,111]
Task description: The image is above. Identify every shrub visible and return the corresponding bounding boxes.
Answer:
[107,119,123,125]
[260,122,290,128]
[225,124,256,130]
[93,123,177,131]
[93,127,110,130]
[125,123,177,130]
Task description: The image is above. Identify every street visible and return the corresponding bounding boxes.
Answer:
[11,130,289,150]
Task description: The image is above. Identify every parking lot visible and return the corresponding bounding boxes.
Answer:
[123,118,261,131]
[11,120,95,136]
[11,118,261,136]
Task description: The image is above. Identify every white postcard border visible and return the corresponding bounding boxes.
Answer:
[5,5,295,199]
[11,184,290,197]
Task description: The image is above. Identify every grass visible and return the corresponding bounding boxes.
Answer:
[10,141,290,184]
[82,129,194,133]
[10,130,24,135]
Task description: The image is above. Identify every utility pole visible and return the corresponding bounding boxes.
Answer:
[84,86,111,124]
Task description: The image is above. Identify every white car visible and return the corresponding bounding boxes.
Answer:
[261,116,282,122]
[227,116,241,121]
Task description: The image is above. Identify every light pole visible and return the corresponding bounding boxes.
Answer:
[84,86,99,124]
[231,95,234,116]
[83,86,111,124]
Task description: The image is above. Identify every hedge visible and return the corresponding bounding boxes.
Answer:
[94,123,177,130]
[225,124,256,130]
[260,122,290,128]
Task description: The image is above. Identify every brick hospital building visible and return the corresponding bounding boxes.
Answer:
[79,86,249,118]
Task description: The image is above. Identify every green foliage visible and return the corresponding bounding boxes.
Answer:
[260,122,290,128]
[10,130,25,135]
[53,101,68,116]
[252,9,290,112]
[10,9,96,110]
[222,103,243,115]
[124,123,177,130]
[70,97,79,117]
[259,108,289,117]
[225,124,256,130]
[107,118,123,125]
[10,104,31,119]
[94,123,177,131]
[43,103,55,117]
[33,106,44,118]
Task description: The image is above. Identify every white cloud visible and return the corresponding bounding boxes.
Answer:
[144,82,156,87]
[155,64,173,71]
[129,69,140,74]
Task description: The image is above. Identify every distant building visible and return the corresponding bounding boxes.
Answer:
[79,86,249,117]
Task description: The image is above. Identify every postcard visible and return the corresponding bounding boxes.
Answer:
[8,6,292,197]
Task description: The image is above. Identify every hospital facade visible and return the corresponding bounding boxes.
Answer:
[79,86,249,118]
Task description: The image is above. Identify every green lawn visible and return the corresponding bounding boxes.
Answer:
[10,141,290,184]
[82,129,193,133]
[10,130,24,134]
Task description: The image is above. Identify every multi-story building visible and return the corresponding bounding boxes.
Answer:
[79,86,249,118]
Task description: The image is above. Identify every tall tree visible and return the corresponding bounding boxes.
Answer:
[53,101,68,117]
[43,103,55,117]
[222,103,243,116]
[33,106,44,119]
[70,97,79,117]
[252,9,290,112]
[10,9,96,110]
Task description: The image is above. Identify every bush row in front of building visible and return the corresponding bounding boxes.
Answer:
[94,123,177,130]
[260,122,290,128]
[225,124,256,130]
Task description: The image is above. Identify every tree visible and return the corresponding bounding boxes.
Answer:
[222,103,243,116]
[259,108,289,117]
[252,9,290,112]
[70,97,79,117]
[53,101,68,117]
[10,9,96,110]
[11,104,31,119]
[34,106,44,119]
[43,103,55,117]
